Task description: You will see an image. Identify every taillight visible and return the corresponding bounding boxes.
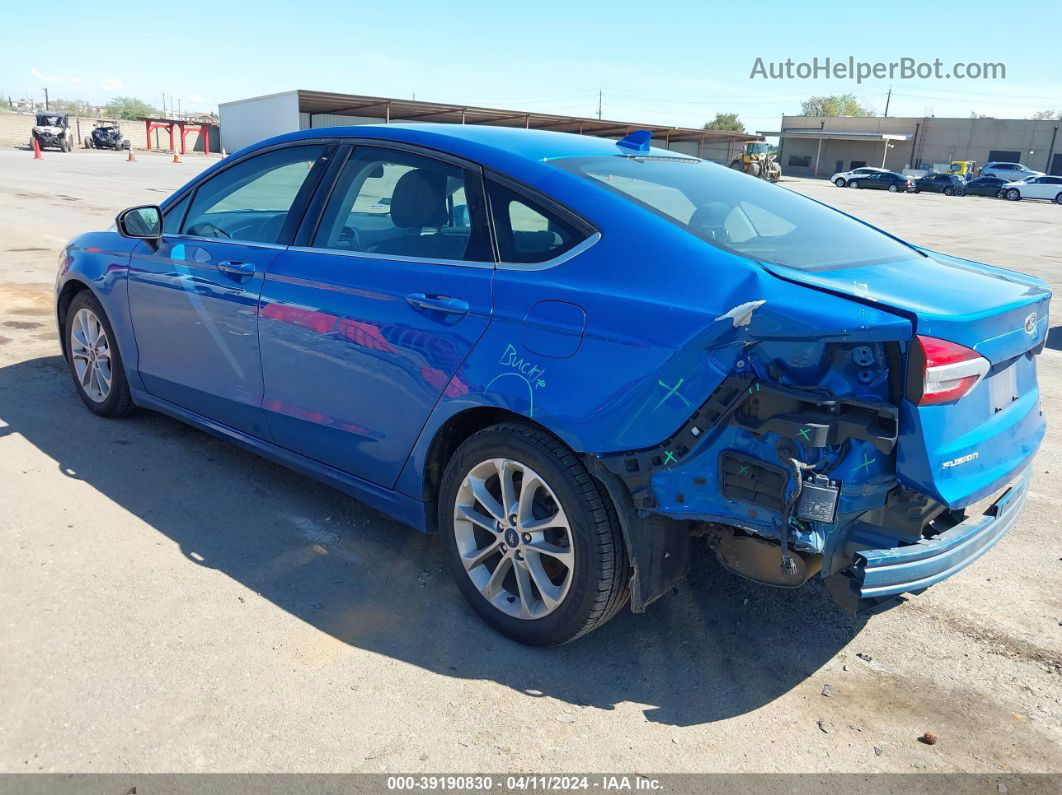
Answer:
[914,335,990,405]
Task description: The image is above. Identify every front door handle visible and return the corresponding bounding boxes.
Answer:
[217,260,256,278]
[406,293,470,315]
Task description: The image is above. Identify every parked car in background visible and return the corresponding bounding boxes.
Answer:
[963,176,1009,198]
[914,173,966,196]
[982,162,1043,182]
[1001,175,1062,203]
[831,166,889,187]
[847,171,915,192]
[55,125,1050,645]
[30,111,74,152]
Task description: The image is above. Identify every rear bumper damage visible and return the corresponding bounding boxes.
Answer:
[825,465,1031,611]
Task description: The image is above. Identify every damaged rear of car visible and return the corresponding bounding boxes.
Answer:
[546,150,1049,617]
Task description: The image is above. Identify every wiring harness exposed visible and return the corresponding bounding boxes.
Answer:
[779,457,819,575]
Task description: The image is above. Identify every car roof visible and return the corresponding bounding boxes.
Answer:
[246,123,698,167]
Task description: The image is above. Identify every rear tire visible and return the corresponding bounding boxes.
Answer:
[849,180,860,189]
[943,186,953,196]
[1055,193,1062,205]
[888,184,899,192]
[439,423,629,646]
[955,188,966,197]
[64,291,135,418]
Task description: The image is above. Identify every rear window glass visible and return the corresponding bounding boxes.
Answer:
[552,156,924,270]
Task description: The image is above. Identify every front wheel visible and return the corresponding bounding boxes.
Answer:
[65,291,135,417]
[439,423,629,646]
[1006,189,1021,201]
[943,187,953,196]
[834,178,846,187]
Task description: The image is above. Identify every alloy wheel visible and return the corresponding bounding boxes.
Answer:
[453,458,575,620]
[70,307,112,403]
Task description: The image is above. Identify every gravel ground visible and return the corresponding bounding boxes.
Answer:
[0,149,1059,773]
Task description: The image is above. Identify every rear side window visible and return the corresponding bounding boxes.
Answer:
[182,145,325,245]
[486,180,587,264]
[553,155,923,271]
[312,147,492,263]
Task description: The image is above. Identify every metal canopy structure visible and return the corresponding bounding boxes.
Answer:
[296,89,761,146]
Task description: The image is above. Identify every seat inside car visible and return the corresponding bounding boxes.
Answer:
[370,169,470,260]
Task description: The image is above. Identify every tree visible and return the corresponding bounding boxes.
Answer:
[102,96,158,120]
[800,94,877,117]
[49,98,96,117]
[1032,109,1062,120]
[703,112,745,133]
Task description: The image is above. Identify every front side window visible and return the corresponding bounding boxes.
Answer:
[182,145,325,244]
[312,147,491,263]
[553,155,924,271]
[486,180,587,264]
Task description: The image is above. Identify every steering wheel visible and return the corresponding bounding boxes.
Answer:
[337,225,362,251]
[187,221,231,239]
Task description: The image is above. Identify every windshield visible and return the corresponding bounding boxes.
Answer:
[36,115,62,126]
[552,156,923,270]
[747,143,770,155]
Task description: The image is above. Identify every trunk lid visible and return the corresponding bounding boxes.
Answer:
[764,251,1050,508]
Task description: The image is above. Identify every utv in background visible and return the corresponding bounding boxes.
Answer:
[30,111,75,152]
[86,120,130,150]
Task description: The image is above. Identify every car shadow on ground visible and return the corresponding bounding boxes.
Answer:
[0,356,867,727]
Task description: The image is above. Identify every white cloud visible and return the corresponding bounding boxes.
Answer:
[102,77,125,92]
[30,67,81,85]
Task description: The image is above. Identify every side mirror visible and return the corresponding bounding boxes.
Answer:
[116,205,162,240]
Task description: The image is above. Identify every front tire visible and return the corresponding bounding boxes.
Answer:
[1055,193,1062,205]
[439,423,629,646]
[834,178,846,187]
[1006,188,1021,201]
[65,291,135,417]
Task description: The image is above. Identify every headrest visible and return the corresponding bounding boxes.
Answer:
[689,202,730,231]
[390,169,448,229]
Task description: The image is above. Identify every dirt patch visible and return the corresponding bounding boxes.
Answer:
[2,320,41,330]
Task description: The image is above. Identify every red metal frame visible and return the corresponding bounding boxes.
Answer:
[142,118,214,155]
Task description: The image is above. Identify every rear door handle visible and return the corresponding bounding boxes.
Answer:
[217,260,256,277]
[406,293,470,315]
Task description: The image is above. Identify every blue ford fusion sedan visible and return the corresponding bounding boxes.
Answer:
[56,124,1050,645]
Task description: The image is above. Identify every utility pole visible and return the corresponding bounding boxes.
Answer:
[44,87,49,110]
[162,93,166,116]
[884,87,891,117]
[597,90,602,120]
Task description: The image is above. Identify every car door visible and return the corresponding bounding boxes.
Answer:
[256,144,494,486]
[864,173,884,190]
[128,143,329,437]
[1030,176,1062,199]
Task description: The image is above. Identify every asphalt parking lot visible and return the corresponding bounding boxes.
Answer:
[0,148,1059,774]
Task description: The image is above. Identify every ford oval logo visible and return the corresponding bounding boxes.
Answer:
[1023,312,1037,335]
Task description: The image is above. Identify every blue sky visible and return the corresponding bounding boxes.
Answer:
[4,0,1061,128]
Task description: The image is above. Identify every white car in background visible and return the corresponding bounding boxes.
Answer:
[831,166,889,187]
[1000,175,1062,203]
[982,162,1044,182]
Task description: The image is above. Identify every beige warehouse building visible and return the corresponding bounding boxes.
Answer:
[767,115,1062,178]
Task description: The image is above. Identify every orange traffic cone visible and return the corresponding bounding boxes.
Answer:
[127,148,136,162]
[32,138,42,160]
[172,150,182,164]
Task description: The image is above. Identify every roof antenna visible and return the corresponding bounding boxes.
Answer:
[616,129,652,154]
